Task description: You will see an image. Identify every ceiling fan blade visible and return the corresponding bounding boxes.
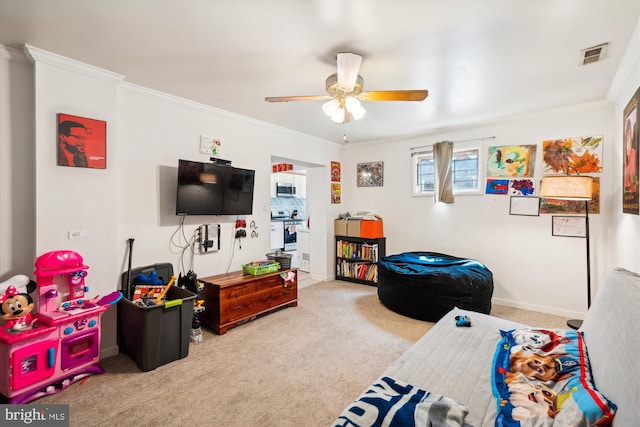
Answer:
[337,52,362,91]
[265,95,332,102]
[359,90,429,102]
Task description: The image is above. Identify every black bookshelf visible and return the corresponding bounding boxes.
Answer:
[335,236,386,286]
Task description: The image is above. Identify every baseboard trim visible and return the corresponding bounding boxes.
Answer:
[492,297,585,320]
[100,344,120,359]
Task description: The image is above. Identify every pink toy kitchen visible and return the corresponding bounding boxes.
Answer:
[0,250,121,403]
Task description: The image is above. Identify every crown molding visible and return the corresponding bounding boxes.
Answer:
[23,44,124,83]
[119,81,338,146]
[0,44,29,62]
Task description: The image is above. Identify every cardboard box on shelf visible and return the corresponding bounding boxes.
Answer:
[346,220,361,237]
[334,219,348,236]
[360,220,384,238]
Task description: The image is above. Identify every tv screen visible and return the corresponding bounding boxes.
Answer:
[176,159,255,216]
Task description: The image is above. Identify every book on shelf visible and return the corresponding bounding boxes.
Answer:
[336,240,379,261]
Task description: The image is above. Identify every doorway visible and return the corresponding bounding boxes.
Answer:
[270,156,325,274]
[270,163,307,270]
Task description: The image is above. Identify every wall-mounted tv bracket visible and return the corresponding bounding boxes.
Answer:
[197,224,221,254]
[210,157,232,166]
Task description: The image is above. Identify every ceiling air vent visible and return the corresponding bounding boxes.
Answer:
[580,43,608,65]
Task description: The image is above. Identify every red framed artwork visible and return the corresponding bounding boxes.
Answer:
[331,161,341,182]
[57,113,107,169]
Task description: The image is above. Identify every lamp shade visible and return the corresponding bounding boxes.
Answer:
[540,176,593,200]
[322,99,340,117]
[345,96,366,120]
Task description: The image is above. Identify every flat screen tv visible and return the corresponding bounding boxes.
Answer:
[176,159,255,216]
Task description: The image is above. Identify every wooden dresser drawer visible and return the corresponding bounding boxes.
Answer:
[200,269,298,334]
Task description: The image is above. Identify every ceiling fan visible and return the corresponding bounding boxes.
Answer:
[265,52,428,124]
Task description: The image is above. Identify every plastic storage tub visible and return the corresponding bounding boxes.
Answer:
[119,263,196,371]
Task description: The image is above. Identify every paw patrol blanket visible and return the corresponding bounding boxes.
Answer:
[492,328,616,426]
[333,376,470,427]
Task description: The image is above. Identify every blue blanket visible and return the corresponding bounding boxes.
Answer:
[332,376,470,427]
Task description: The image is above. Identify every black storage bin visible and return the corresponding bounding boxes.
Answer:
[118,263,196,372]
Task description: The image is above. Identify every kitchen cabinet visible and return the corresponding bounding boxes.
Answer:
[270,173,306,198]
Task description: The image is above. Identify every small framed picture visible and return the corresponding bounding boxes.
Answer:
[331,161,341,182]
[57,113,107,169]
[552,216,587,238]
[509,196,540,216]
[357,161,384,187]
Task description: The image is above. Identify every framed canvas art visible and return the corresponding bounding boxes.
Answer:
[357,162,384,187]
[57,113,107,169]
[623,86,639,214]
[331,183,341,204]
[331,161,341,182]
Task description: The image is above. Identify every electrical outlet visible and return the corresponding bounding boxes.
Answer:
[68,230,87,239]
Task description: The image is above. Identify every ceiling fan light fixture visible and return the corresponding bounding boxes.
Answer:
[322,99,340,116]
[331,107,346,123]
[337,52,363,91]
[345,97,366,120]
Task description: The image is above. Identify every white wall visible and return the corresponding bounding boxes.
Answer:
[1,46,342,358]
[608,17,640,271]
[27,45,124,356]
[116,83,342,282]
[0,46,35,276]
[342,99,632,319]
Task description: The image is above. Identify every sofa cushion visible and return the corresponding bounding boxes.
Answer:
[580,268,640,427]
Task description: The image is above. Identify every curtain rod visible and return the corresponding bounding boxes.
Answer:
[410,136,496,151]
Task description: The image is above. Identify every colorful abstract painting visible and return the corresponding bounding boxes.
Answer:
[357,161,384,187]
[486,145,536,177]
[542,136,603,174]
[623,87,639,214]
[509,179,535,196]
[486,179,509,195]
[540,177,600,214]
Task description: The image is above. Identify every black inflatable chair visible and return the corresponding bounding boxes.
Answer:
[377,252,494,322]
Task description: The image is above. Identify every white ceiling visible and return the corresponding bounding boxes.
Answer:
[1,0,638,144]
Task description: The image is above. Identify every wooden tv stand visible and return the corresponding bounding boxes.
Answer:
[199,269,298,335]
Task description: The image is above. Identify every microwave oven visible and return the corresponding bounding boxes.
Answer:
[276,183,296,197]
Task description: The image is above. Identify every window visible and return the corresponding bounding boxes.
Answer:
[412,145,483,195]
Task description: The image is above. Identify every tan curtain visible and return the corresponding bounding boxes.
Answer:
[433,141,454,203]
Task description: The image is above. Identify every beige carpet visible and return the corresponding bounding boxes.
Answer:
[37,277,569,427]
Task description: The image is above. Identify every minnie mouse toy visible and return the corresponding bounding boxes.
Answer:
[0,285,37,331]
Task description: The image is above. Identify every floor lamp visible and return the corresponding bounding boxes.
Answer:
[540,175,593,330]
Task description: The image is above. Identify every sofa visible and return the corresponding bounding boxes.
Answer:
[333,268,639,426]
